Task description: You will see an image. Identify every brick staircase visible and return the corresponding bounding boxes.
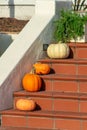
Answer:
[1,43,87,130]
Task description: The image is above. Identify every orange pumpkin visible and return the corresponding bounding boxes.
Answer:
[16,98,36,111]
[33,62,50,75]
[22,73,42,92]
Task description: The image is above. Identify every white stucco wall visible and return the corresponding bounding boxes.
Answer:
[0,0,79,20]
[0,0,36,20]
[0,0,35,5]
[0,0,73,20]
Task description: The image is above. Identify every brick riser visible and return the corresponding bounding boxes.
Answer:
[40,59,87,75]
[1,43,87,130]
[13,90,87,113]
[40,74,87,93]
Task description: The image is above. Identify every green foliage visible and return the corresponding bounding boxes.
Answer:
[54,9,87,43]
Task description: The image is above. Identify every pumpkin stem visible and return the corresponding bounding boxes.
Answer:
[30,67,36,74]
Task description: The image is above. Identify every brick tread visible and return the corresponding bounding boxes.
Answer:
[0,127,55,130]
[1,109,87,120]
[38,58,87,64]
[14,90,87,100]
[40,74,87,81]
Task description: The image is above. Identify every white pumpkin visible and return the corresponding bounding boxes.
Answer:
[47,43,70,59]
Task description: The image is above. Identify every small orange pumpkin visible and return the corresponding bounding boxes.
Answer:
[33,62,50,75]
[22,73,42,92]
[16,98,36,111]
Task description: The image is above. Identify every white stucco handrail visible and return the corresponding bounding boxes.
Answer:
[0,0,55,86]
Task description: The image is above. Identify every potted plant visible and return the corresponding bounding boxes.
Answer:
[47,9,87,59]
[72,0,87,42]
[47,0,87,59]
[53,9,87,43]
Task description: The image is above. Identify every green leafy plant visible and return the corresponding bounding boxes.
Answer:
[72,0,87,11]
[54,9,87,43]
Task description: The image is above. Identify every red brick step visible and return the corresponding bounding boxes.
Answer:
[0,127,53,130]
[40,74,87,93]
[1,109,87,130]
[40,43,87,59]
[38,58,87,75]
[14,90,87,113]
[68,43,87,59]
[1,43,87,130]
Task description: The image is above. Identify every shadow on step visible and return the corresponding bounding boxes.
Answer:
[40,78,50,91]
[39,69,55,91]
[68,47,74,58]
[50,68,55,74]
[36,104,41,111]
